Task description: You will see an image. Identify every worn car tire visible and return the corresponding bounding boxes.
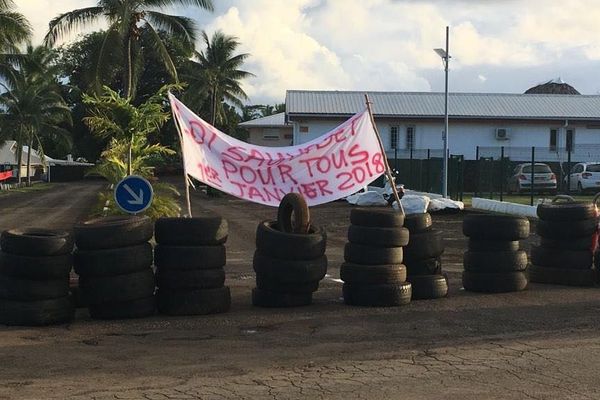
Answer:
[255,275,319,293]
[74,216,153,250]
[277,193,310,234]
[157,268,225,290]
[256,221,326,261]
[405,257,442,276]
[252,287,312,308]
[347,225,409,247]
[468,239,520,252]
[530,245,592,269]
[343,283,412,307]
[403,229,444,262]
[0,228,73,256]
[79,269,155,305]
[344,242,403,265]
[0,252,72,280]
[462,271,528,293]
[407,274,448,300]
[350,208,405,228]
[463,214,530,240]
[536,218,598,239]
[0,275,69,300]
[540,236,596,251]
[463,250,528,272]
[403,213,433,233]
[340,263,407,285]
[253,252,327,283]
[529,264,596,287]
[158,286,231,315]
[154,245,226,271]
[74,243,152,277]
[155,217,228,245]
[88,296,156,320]
[537,201,597,221]
[0,297,74,326]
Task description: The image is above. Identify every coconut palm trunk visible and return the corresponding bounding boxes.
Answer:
[26,136,32,186]
[15,137,22,184]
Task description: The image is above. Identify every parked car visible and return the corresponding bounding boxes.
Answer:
[564,162,600,193]
[507,163,557,194]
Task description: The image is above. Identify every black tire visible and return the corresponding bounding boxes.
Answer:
[155,216,228,245]
[88,296,156,320]
[277,193,310,234]
[154,245,226,271]
[0,252,72,280]
[403,229,444,262]
[340,263,407,284]
[157,268,225,290]
[252,252,327,284]
[255,275,319,293]
[344,242,403,265]
[350,208,404,228]
[0,297,74,326]
[0,276,69,300]
[251,287,312,308]
[468,239,520,252]
[536,219,598,239]
[530,246,592,269]
[540,236,595,251]
[0,228,73,256]
[347,225,409,247]
[158,286,231,315]
[403,213,433,233]
[74,216,153,250]
[529,264,597,287]
[74,243,152,277]
[256,221,326,261]
[405,257,442,276]
[343,283,412,307]
[463,250,528,272]
[462,271,528,293]
[79,269,155,305]
[407,274,448,300]
[537,201,597,221]
[463,214,530,240]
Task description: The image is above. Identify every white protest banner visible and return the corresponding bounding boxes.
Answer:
[169,93,386,207]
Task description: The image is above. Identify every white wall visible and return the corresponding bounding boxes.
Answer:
[247,126,293,147]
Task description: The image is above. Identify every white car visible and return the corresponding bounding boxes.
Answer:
[507,163,557,194]
[564,162,600,193]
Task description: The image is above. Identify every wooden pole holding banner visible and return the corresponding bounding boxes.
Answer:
[170,94,193,217]
[364,94,405,215]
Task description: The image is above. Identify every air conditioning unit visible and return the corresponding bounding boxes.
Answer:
[495,128,511,140]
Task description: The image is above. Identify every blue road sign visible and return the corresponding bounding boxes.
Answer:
[114,175,154,214]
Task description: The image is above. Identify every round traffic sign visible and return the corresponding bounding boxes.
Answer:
[114,175,154,214]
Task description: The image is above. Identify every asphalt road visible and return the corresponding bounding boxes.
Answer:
[1,181,600,399]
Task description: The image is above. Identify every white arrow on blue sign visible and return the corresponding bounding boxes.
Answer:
[114,175,154,214]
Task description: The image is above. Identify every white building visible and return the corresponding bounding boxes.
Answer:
[285,90,600,161]
[238,112,293,147]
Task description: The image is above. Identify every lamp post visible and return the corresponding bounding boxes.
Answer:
[434,26,450,198]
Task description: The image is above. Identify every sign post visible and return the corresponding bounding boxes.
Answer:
[114,175,153,214]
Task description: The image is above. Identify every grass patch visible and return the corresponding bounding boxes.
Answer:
[0,183,55,197]
[459,193,597,207]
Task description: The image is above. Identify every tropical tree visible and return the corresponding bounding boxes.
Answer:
[184,30,254,127]
[44,0,214,98]
[0,0,31,92]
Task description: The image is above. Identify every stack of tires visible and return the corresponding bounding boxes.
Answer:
[403,213,448,300]
[530,198,598,286]
[341,209,412,307]
[462,214,530,293]
[253,193,327,307]
[155,217,231,315]
[74,216,156,319]
[0,228,74,326]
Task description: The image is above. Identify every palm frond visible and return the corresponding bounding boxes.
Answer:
[44,7,104,47]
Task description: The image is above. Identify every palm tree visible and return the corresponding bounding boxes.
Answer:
[44,0,214,98]
[185,30,254,126]
[0,0,31,92]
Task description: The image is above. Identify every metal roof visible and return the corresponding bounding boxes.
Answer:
[286,90,600,120]
[238,112,289,127]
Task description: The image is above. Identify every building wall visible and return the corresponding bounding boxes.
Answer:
[247,127,293,147]
[290,117,600,161]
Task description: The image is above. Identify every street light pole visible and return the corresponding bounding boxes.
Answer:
[434,26,450,198]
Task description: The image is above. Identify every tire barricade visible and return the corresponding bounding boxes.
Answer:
[155,217,231,315]
[253,193,327,307]
[530,196,598,286]
[462,214,530,292]
[74,216,156,319]
[0,228,74,326]
[342,208,412,307]
[403,213,448,300]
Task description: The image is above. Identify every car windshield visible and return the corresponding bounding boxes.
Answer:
[586,164,600,172]
[522,165,551,173]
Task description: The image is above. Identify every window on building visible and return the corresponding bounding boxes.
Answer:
[263,129,280,141]
[549,129,558,151]
[566,129,575,152]
[406,126,416,150]
[390,126,398,149]
[299,126,309,133]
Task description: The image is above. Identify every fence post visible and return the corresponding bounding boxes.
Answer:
[475,146,480,197]
[566,146,572,194]
[409,147,413,189]
[530,146,535,206]
[426,149,431,192]
[394,147,398,175]
[500,146,505,202]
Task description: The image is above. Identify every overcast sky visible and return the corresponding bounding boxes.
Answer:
[16,0,600,104]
